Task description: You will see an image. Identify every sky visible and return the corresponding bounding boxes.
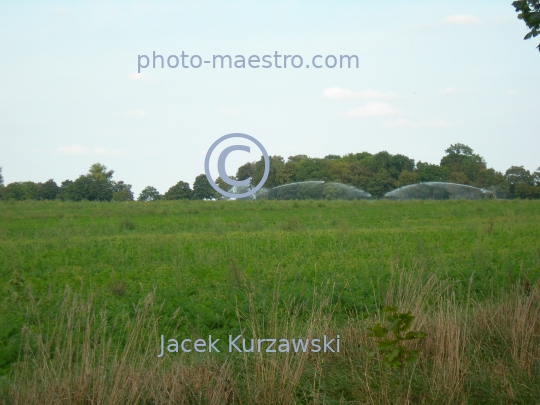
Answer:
[0,0,538,196]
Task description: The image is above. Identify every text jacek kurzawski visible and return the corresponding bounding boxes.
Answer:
[158,335,340,357]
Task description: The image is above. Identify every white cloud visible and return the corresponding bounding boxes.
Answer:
[343,102,399,117]
[385,119,452,128]
[128,73,147,81]
[57,145,90,155]
[54,8,68,14]
[57,146,128,156]
[126,110,147,118]
[323,87,398,100]
[441,14,482,25]
[439,87,461,95]
[218,108,243,115]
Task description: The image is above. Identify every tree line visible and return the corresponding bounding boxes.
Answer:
[0,144,539,202]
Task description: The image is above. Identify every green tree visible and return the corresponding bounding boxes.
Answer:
[165,181,193,200]
[57,180,73,201]
[474,168,509,198]
[251,155,286,188]
[448,171,470,185]
[64,176,93,201]
[193,174,217,200]
[512,0,540,51]
[235,162,254,182]
[215,177,230,198]
[388,154,415,179]
[277,159,301,184]
[343,162,374,191]
[138,186,161,202]
[416,162,449,182]
[61,164,116,202]
[366,171,397,198]
[5,182,39,200]
[440,144,486,183]
[397,170,419,187]
[514,182,540,199]
[111,181,134,202]
[0,166,3,187]
[295,158,332,182]
[342,152,372,163]
[36,179,60,200]
[88,163,114,182]
[505,165,535,198]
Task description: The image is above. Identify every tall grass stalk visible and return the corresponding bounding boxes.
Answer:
[2,269,540,404]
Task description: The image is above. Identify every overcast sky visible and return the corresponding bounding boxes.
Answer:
[0,0,538,196]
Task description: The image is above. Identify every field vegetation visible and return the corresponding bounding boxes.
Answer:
[0,199,539,404]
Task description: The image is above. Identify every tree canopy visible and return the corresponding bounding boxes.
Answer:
[513,0,540,51]
[1,145,539,201]
[138,186,161,202]
[193,174,217,200]
[165,181,193,200]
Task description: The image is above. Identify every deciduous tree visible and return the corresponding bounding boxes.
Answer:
[165,181,193,200]
[512,0,540,51]
[138,186,161,202]
[111,181,134,201]
[5,182,39,200]
[36,179,60,200]
[440,144,486,183]
[193,174,216,200]
[505,165,535,198]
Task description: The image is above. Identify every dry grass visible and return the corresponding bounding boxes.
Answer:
[2,269,540,405]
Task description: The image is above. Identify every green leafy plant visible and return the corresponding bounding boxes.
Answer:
[367,306,426,369]
[8,271,25,300]
[512,0,540,51]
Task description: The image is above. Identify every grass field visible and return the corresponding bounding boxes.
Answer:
[0,199,539,404]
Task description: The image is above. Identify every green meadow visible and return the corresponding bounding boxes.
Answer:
[1,199,539,404]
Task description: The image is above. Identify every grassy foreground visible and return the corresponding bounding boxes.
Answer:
[0,199,539,404]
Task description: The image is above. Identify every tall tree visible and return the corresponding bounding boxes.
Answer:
[5,182,39,200]
[111,181,134,201]
[0,166,3,187]
[138,186,161,202]
[193,174,216,200]
[36,179,60,200]
[62,163,116,201]
[235,162,254,182]
[416,162,449,182]
[512,0,540,51]
[397,170,419,187]
[440,144,486,183]
[388,154,415,179]
[165,181,193,200]
[88,163,114,181]
[58,180,73,201]
[505,165,534,198]
[250,155,286,188]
